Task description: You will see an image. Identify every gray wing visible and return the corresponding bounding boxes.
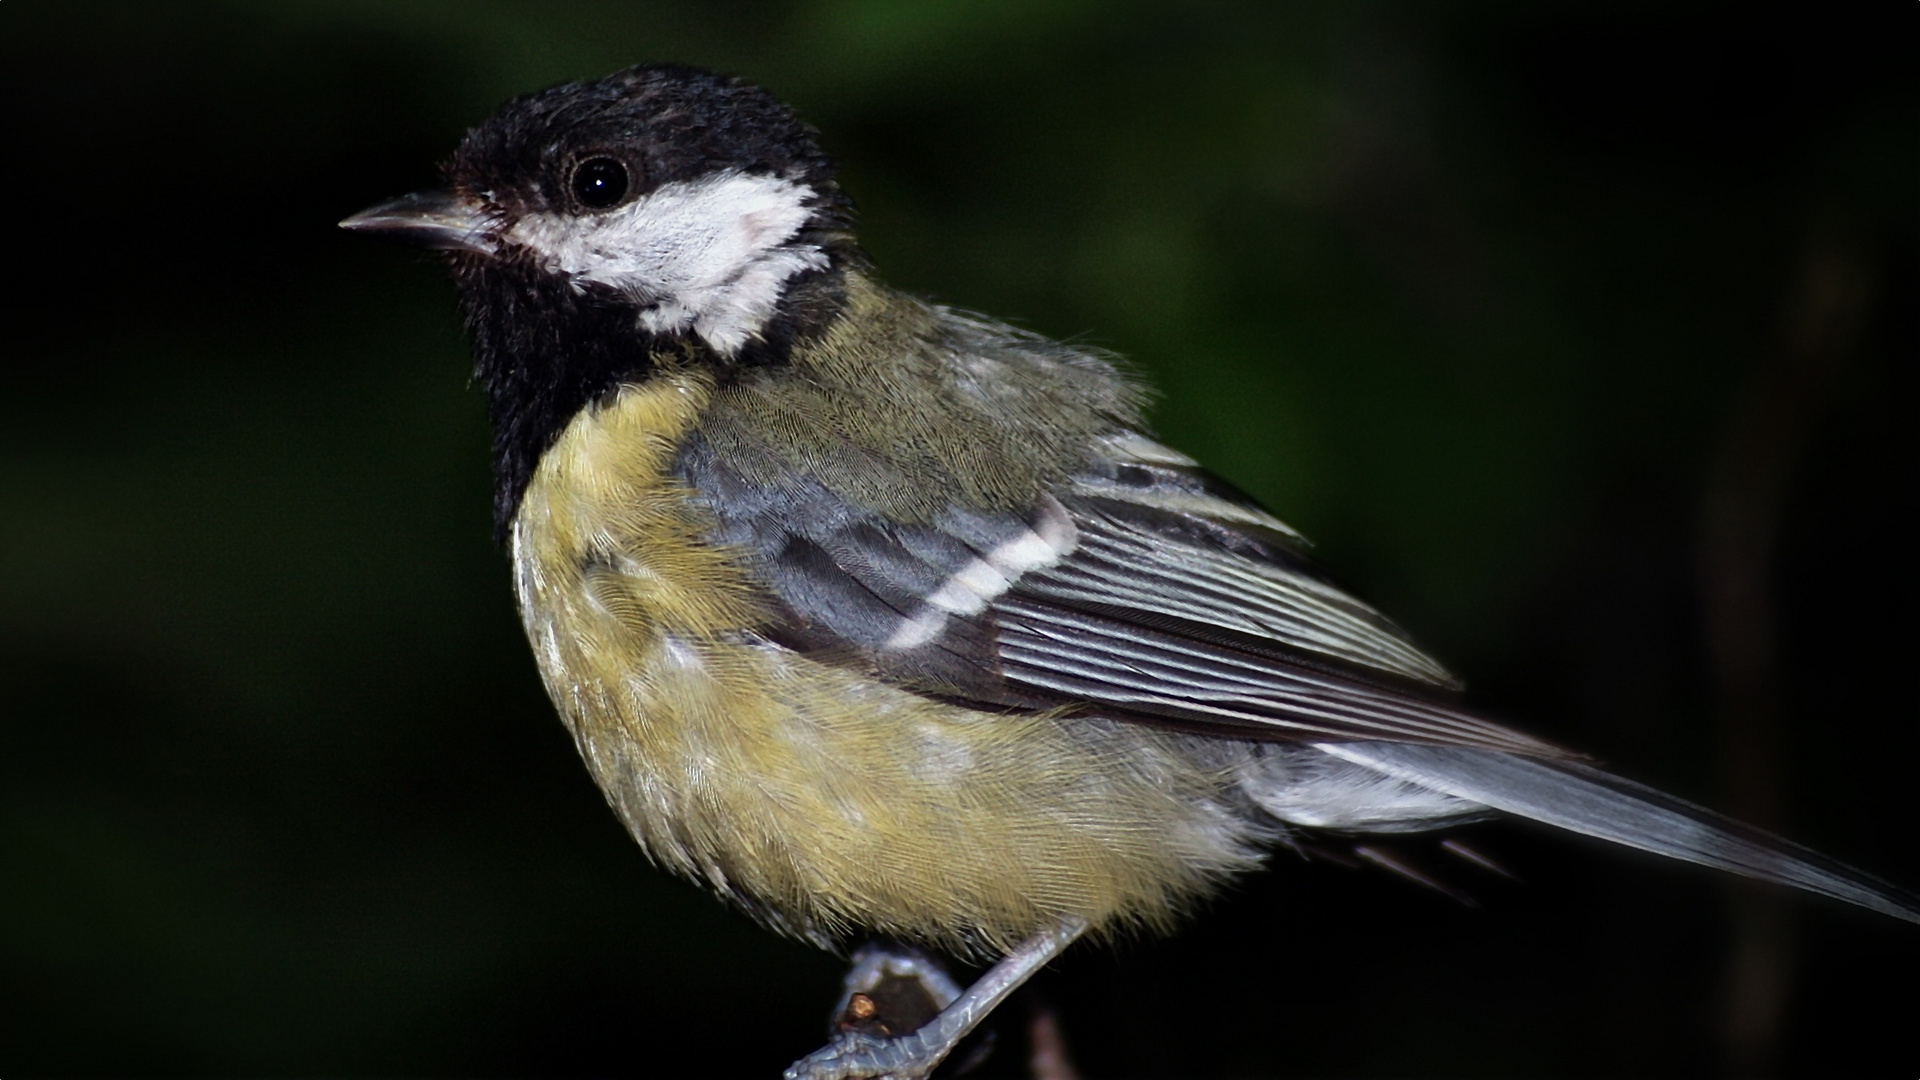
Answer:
[679,428,1564,757]
[678,428,1920,923]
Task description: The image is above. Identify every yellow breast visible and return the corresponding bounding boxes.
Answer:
[509,369,1262,954]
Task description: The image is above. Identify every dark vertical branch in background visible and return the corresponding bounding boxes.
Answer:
[1698,222,1875,1077]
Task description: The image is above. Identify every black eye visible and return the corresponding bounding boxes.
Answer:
[569,156,630,210]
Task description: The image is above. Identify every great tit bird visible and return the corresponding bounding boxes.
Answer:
[343,64,1919,1079]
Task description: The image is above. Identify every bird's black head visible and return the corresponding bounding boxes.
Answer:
[343,64,862,532]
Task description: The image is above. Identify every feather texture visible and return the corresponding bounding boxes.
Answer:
[512,367,1270,953]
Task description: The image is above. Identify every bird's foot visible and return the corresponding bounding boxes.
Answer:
[785,924,1083,1080]
[785,1027,945,1080]
[785,942,981,1080]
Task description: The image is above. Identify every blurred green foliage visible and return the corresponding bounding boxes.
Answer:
[2,2,1913,1075]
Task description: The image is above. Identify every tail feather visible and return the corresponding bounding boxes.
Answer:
[1315,741,1920,925]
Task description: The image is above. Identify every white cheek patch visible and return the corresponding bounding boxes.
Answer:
[506,170,829,355]
[884,496,1081,650]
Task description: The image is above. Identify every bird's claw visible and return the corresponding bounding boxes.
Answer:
[783,1028,936,1080]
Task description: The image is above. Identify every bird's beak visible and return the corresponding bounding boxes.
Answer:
[339,189,494,254]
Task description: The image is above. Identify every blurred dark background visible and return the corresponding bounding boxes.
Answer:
[3,2,1914,1076]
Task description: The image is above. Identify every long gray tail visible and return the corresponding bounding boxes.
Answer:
[1315,741,1920,924]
